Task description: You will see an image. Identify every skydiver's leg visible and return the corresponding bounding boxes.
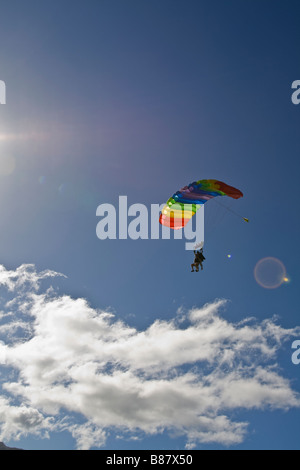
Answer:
[195,263,199,272]
[199,261,203,270]
[191,263,195,272]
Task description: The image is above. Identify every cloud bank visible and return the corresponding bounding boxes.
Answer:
[0,264,299,449]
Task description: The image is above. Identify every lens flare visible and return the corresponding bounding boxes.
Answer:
[254,257,287,289]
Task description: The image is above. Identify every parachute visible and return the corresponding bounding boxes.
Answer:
[159,179,244,229]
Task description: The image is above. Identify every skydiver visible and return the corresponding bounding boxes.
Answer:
[191,248,205,272]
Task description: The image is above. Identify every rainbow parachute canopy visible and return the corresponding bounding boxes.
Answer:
[159,179,243,229]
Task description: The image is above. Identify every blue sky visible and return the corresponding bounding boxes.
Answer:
[0,0,299,450]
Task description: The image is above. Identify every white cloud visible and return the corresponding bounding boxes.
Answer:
[0,396,53,442]
[0,263,65,293]
[0,264,299,449]
[68,423,107,451]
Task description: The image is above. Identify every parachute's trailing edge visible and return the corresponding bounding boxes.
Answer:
[159,179,244,229]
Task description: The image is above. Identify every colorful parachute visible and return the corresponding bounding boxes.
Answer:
[159,179,243,229]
